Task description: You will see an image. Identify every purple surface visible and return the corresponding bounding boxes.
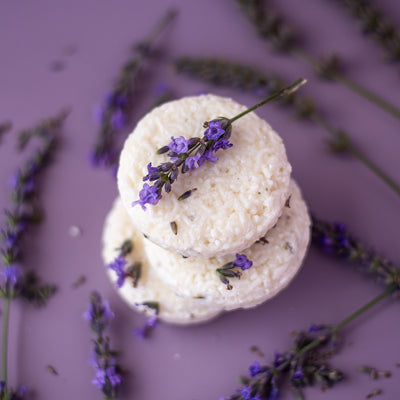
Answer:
[1,0,400,399]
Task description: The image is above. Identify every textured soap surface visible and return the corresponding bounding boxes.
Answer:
[118,94,292,258]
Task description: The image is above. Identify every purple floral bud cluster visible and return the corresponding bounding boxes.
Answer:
[0,382,27,400]
[133,301,159,340]
[84,291,123,399]
[220,325,343,400]
[132,119,233,210]
[90,10,177,170]
[0,112,65,301]
[216,253,253,290]
[312,216,400,291]
[107,239,141,289]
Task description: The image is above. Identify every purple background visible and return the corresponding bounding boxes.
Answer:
[1,0,400,399]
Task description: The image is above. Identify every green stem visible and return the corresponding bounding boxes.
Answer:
[293,48,400,121]
[228,78,307,124]
[2,298,10,383]
[297,284,397,359]
[332,284,397,332]
[310,112,400,198]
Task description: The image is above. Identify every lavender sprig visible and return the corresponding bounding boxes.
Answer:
[235,0,400,122]
[90,9,177,169]
[132,78,306,210]
[84,292,123,400]
[107,240,141,289]
[312,217,400,290]
[0,111,66,399]
[174,56,400,199]
[221,283,398,400]
[216,253,253,290]
[329,0,400,63]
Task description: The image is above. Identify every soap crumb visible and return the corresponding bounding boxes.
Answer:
[69,225,82,237]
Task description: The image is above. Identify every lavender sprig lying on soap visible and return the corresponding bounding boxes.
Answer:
[132,78,306,210]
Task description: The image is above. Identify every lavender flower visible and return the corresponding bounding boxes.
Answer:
[168,136,190,154]
[312,216,400,291]
[132,183,162,210]
[204,120,226,140]
[1,265,21,288]
[133,79,306,210]
[249,361,262,377]
[90,9,177,170]
[84,292,115,335]
[133,309,159,340]
[107,256,128,288]
[234,253,253,270]
[86,291,123,399]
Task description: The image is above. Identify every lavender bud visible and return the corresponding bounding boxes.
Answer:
[165,181,172,193]
[159,162,173,172]
[170,169,179,182]
[188,137,201,147]
[178,188,197,201]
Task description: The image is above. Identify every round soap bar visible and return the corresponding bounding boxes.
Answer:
[118,94,292,258]
[144,180,310,310]
[102,197,224,325]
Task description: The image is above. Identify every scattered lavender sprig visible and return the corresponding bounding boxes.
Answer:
[312,217,400,290]
[84,292,123,400]
[107,239,141,289]
[90,9,177,169]
[234,0,400,121]
[329,0,400,63]
[132,78,306,210]
[0,111,66,399]
[216,253,253,290]
[221,283,398,400]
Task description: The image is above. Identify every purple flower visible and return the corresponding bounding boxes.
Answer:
[114,94,128,108]
[105,366,122,387]
[145,316,158,329]
[18,386,27,397]
[134,316,159,339]
[199,149,218,165]
[269,387,280,400]
[249,361,262,377]
[4,231,18,248]
[107,255,128,288]
[92,368,106,389]
[273,352,285,368]
[204,120,225,140]
[143,162,159,182]
[318,234,334,253]
[132,183,161,211]
[1,265,21,287]
[334,222,346,233]
[168,136,190,154]
[309,323,323,333]
[239,386,252,400]
[234,254,253,270]
[214,136,233,152]
[84,294,114,334]
[185,152,202,170]
[111,109,126,130]
[292,369,304,381]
